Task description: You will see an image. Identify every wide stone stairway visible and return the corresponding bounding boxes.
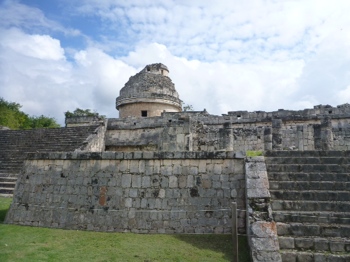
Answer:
[0,126,100,196]
[265,151,350,262]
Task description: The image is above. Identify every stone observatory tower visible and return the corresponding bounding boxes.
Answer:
[116,63,182,118]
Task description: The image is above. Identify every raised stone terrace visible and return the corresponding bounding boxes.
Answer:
[265,151,350,262]
[0,125,102,196]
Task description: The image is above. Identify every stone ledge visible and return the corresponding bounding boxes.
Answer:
[26,151,244,160]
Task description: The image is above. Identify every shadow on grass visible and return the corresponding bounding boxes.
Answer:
[0,197,12,223]
[173,234,251,262]
[0,208,8,223]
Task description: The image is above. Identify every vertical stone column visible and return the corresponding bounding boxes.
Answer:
[184,116,193,151]
[245,157,282,262]
[321,117,334,150]
[314,117,334,150]
[263,127,272,151]
[219,122,233,151]
[272,119,282,150]
[296,125,304,150]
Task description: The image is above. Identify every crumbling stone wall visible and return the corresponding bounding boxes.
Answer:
[105,104,350,152]
[77,123,106,152]
[6,151,246,234]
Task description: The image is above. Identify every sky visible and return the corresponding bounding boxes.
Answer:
[0,0,350,126]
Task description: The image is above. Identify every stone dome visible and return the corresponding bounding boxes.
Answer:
[116,63,182,118]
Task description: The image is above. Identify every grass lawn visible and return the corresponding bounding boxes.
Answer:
[0,197,251,261]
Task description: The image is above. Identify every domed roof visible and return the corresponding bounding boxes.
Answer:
[116,63,182,110]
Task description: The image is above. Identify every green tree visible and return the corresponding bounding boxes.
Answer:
[65,108,104,118]
[183,104,194,111]
[0,97,28,129]
[28,115,60,129]
[0,97,60,129]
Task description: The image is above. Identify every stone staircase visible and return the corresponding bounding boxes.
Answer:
[265,151,350,262]
[0,125,100,196]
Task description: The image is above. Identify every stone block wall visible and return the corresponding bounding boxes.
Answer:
[78,121,107,152]
[104,104,350,153]
[118,102,180,119]
[245,157,281,262]
[6,151,246,234]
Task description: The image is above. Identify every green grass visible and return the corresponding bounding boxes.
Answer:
[0,196,12,222]
[0,197,251,261]
[246,150,264,157]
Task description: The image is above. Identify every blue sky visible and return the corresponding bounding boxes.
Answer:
[0,0,350,125]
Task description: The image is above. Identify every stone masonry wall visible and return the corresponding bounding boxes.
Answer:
[105,104,350,152]
[6,151,246,234]
[77,121,107,152]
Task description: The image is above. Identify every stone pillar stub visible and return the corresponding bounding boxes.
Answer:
[219,122,233,151]
[314,117,334,150]
[272,119,282,150]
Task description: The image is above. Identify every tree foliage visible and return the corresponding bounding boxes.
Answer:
[183,104,194,111]
[65,108,104,118]
[0,97,60,129]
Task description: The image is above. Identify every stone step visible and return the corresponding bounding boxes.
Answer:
[0,187,14,194]
[270,190,350,202]
[267,164,349,173]
[273,211,350,225]
[268,172,350,182]
[277,222,350,238]
[0,176,17,183]
[269,181,350,191]
[265,150,350,158]
[0,161,24,165]
[271,200,350,212]
[280,250,350,262]
[279,236,350,253]
[0,181,16,188]
[265,156,350,165]
[0,193,13,198]
[0,173,18,178]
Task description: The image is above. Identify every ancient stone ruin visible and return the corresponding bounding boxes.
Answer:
[2,63,350,261]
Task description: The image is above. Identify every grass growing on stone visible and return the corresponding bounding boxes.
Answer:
[0,197,251,261]
[246,150,264,157]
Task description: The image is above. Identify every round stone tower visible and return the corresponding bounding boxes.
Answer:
[116,63,182,118]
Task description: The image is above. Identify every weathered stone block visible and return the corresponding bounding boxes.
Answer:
[330,241,345,252]
[178,176,187,188]
[124,198,132,208]
[276,223,290,236]
[121,174,131,188]
[314,238,329,251]
[296,252,313,262]
[131,175,141,188]
[251,221,278,238]
[279,237,295,249]
[169,176,178,188]
[295,237,314,250]
[252,250,282,262]
[251,237,280,251]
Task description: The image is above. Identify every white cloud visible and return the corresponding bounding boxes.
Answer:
[0,0,350,127]
[1,28,65,60]
[0,0,81,36]
[73,0,350,63]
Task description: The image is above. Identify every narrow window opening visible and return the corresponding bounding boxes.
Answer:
[329,110,332,114]
[147,67,150,72]
[161,69,164,75]
[141,110,148,117]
